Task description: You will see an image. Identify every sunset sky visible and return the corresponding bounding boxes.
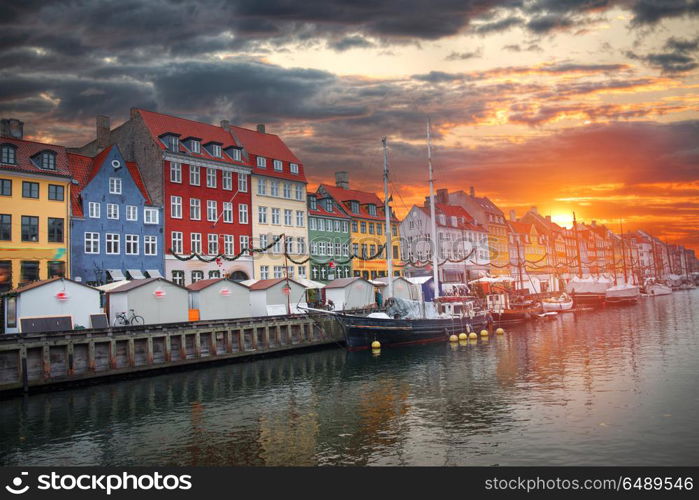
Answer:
[2,1,698,250]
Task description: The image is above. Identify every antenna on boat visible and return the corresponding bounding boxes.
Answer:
[382,136,394,299]
[426,117,440,300]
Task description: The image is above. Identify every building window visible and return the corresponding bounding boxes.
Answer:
[191,233,202,254]
[144,235,157,256]
[290,163,298,174]
[298,266,306,278]
[360,222,366,233]
[21,216,38,242]
[6,294,16,327]
[274,266,283,279]
[271,208,280,225]
[1,144,17,164]
[189,165,200,186]
[257,156,266,168]
[107,203,119,220]
[84,232,99,254]
[318,218,325,231]
[369,223,375,234]
[297,237,306,254]
[258,206,268,224]
[20,261,40,284]
[283,183,291,199]
[286,236,294,253]
[206,168,217,188]
[207,200,217,222]
[126,205,138,221]
[172,270,185,286]
[224,235,234,255]
[230,148,242,162]
[260,265,269,279]
[168,136,179,152]
[171,196,182,219]
[239,204,248,224]
[170,162,182,183]
[22,181,39,199]
[209,270,220,279]
[48,260,65,279]
[208,234,218,255]
[106,233,120,254]
[270,180,279,197]
[240,235,249,254]
[0,214,10,240]
[190,198,201,220]
[223,202,233,223]
[296,210,304,227]
[0,179,10,196]
[125,234,139,255]
[273,236,282,254]
[284,209,292,226]
[144,207,159,224]
[171,231,183,254]
[238,173,248,192]
[309,196,317,210]
[48,218,63,242]
[190,140,200,154]
[87,202,100,218]
[191,270,204,283]
[222,170,232,190]
[393,245,399,259]
[352,220,358,232]
[377,224,383,235]
[295,184,303,201]
[392,225,398,237]
[309,217,316,230]
[39,151,56,170]
[318,241,326,256]
[257,178,266,195]
[343,221,348,233]
[212,144,222,158]
[109,177,122,194]
[351,201,359,213]
[368,204,376,216]
[273,159,283,171]
[48,184,64,201]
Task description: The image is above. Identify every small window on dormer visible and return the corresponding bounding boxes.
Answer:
[257,156,266,168]
[367,204,376,216]
[439,214,446,225]
[39,151,56,170]
[351,201,359,214]
[212,144,222,157]
[168,136,179,152]
[273,160,283,171]
[309,196,317,210]
[325,199,333,212]
[191,140,200,154]
[290,163,299,174]
[451,216,457,227]
[231,148,242,161]
[1,144,17,164]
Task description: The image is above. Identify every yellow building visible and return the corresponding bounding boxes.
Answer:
[508,221,550,292]
[0,124,71,290]
[319,172,402,280]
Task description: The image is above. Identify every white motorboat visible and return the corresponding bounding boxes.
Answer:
[542,293,574,312]
[566,277,612,306]
[605,284,640,304]
[645,282,672,296]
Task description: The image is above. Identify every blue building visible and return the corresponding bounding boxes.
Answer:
[68,145,163,284]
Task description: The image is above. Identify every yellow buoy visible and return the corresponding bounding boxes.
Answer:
[459,339,468,346]
[372,348,381,356]
[480,329,489,337]
[469,332,478,340]
[496,327,505,335]
[371,340,381,350]
[449,334,458,342]
[458,332,468,341]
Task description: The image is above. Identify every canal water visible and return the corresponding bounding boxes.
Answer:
[1,290,698,466]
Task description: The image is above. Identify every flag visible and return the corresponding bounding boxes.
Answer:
[328,261,336,269]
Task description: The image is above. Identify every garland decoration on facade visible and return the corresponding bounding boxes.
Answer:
[168,235,283,263]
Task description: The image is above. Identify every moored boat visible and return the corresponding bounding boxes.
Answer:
[605,284,640,304]
[566,277,612,306]
[541,293,573,312]
[645,282,672,296]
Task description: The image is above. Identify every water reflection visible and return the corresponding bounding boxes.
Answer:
[1,291,698,466]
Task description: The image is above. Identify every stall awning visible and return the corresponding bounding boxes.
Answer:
[145,269,163,278]
[127,269,146,280]
[107,269,126,281]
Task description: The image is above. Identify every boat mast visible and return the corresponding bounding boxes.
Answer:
[664,239,673,277]
[651,236,660,280]
[516,236,525,291]
[382,137,394,299]
[620,220,628,285]
[573,212,583,278]
[610,230,617,286]
[426,118,440,300]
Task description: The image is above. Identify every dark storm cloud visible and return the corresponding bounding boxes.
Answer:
[472,16,524,34]
[327,36,375,51]
[626,34,699,74]
[411,71,467,82]
[629,0,699,25]
[526,15,575,34]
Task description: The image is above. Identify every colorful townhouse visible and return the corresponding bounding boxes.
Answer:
[446,187,509,276]
[68,145,163,285]
[518,207,567,291]
[507,220,549,293]
[400,201,489,283]
[318,172,402,280]
[0,118,71,291]
[307,192,351,282]
[235,124,309,281]
[77,110,254,285]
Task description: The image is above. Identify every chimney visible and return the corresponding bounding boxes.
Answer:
[220,120,230,131]
[469,186,475,198]
[96,115,110,150]
[335,171,350,190]
[509,209,516,222]
[436,188,448,204]
[130,107,139,119]
[0,118,24,139]
[256,124,266,134]
[531,206,538,214]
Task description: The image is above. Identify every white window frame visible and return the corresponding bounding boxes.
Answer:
[109,177,122,194]
[191,140,200,154]
[296,210,304,227]
[107,203,119,220]
[239,203,248,224]
[206,168,216,188]
[223,202,233,223]
[271,208,280,225]
[207,200,217,222]
[171,196,182,219]
[191,233,202,254]
[171,231,183,254]
[238,173,248,192]
[283,182,291,199]
[144,208,159,224]
[295,184,304,200]
[212,144,222,158]
[84,232,99,254]
[224,234,234,255]
[144,235,157,256]
[126,205,138,221]
[273,159,283,171]
[231,148,242,162]
[106,233,120,255]
[257,156,266,168]
[208,233,218,255]
[290,163,299,174]
[222,170,233,190]
[88,202,100,219]
[170,162,182,183]
[270,180,279,197]
[258,206,268,224]
[257,178,266,195]
[189,165,200,186]
[125,234,139,255]
[284,209,292,226]
[190,198,201,220]
[240,235,249,254]
[260,265,269,280]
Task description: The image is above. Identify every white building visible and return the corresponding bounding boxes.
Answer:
[106,278,189,326]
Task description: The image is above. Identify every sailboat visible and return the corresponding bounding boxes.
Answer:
[565,212,611,306]
[311,128,490,350]
[605,221,640,305]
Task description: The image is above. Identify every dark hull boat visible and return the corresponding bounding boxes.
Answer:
[336,312,491,350]
[570,293,606,306]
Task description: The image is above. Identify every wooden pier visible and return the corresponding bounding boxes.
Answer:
[0,316,342,395]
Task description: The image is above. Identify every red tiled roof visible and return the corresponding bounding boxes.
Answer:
[135,108,248,167]
[0,136,72,179]
[508,221,533,235]
[308,195,349,219]
[319,184,398,222]
[126,161,152,205]
[418,203,484,231]
[229,125,306,182]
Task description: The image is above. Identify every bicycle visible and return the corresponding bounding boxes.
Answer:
[113,309,145,327]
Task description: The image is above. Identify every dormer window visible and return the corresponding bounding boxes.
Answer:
[37,151,56,170]
[439,214,446,225]
[1,144,17,164]
[273,160,283,171]
[350,201,359,214]
[290,163,299,174]
[309,196,317,210]
[325,199,333,212]
[367,204,376,216]
[212,144,221,157]
[257,156,266,168]
[191,140,200,154]
[451,216,457,227]
[229,148,242,162]
[168,136,179,152]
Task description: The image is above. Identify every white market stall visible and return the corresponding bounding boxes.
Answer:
[106,278,189,326]
[376,276,418,300]
[187,278,251,321]
[324,277,375,311]
[3,278,102,334]
[246,278,307,316]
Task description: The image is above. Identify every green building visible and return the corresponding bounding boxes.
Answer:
[307,192,351,282]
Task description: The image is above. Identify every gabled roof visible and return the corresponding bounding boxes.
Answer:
[417,204,485,232]
[247,278,304,290]
[186,278,248,292]
[0,136,72,179]
[508,221,534,235]
[135,108,248,167]
[2,277,97,296]
[319,184,398,222]
[106,277,187,293]
[308,195,349,219]
[67,145,153,217]
[324,277,372,289]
